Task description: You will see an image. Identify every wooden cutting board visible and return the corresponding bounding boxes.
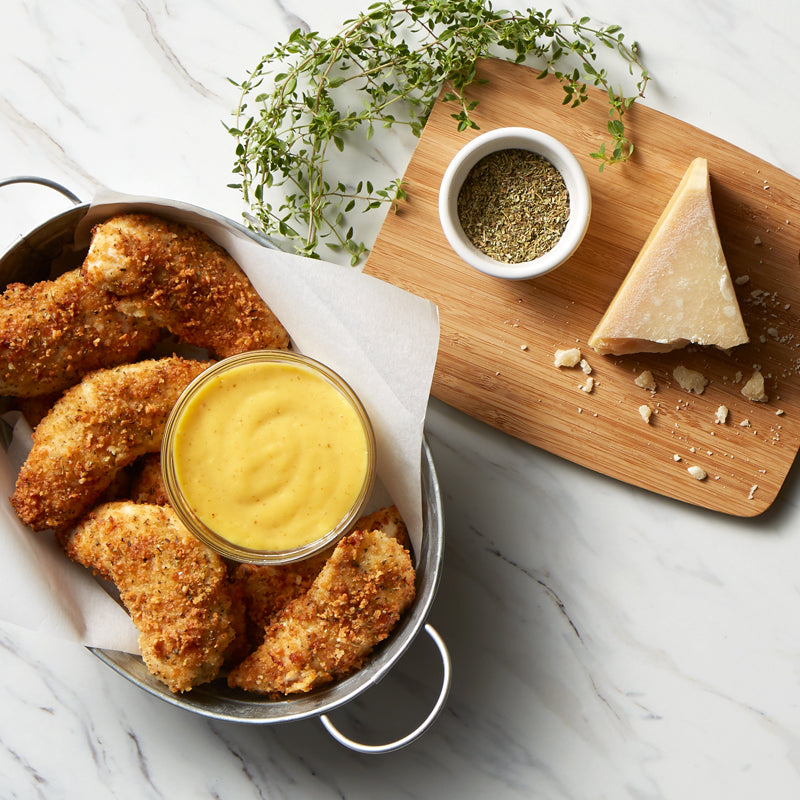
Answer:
[364,58,800,516]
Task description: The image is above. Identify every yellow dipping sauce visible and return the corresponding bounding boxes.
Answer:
[171,358,372,553]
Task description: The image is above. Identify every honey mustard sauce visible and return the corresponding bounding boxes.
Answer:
[172,360,370,552]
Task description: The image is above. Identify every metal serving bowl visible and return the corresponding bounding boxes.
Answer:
[0,176,450,753]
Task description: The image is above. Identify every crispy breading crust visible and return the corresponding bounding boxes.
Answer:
[230,505,411,650]
[355,504,411,553]
[82,213,290,358]
[11,356,211,531]
[0,268,160,397]
[227,529,416,696]
[231,553,330,652]
[61,502,236,692]
[129,452,170,506]
[14,392,60,429]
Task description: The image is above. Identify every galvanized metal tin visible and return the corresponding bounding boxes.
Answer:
[0,177,449,752]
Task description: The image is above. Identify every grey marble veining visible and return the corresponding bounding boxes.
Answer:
[3,1,800,797]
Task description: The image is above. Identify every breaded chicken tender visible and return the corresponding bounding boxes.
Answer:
[14,392,61,429]
[231,552,330,652]
[11,356,210,531]
[61,502,236,692]
[231,505,411,650]
[82,213,290,358]
[227,528,416,696]
[222,576,253,668]
[356,504,411,553]
[129,452,169,505]
[0,268,159,397]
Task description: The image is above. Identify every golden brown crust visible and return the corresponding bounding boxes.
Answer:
[14,392,61,429]
[354,504,411,554]
[61,501,236,692]
[222,575,252,667]
[129,453,169,505]
[231,552,330,652]
[227,528,416,696]
[230,505,411,650]
[0,268,160,397]
[82,213,290,358]
[11,356,211,531]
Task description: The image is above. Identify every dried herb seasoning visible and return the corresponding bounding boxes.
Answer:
[456,149,570,264]
[229,3,649,264]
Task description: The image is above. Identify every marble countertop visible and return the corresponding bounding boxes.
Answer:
[3,1,800,797]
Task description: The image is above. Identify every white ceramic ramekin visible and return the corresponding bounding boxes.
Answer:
[438,127,591,280]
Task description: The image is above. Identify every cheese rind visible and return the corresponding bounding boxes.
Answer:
[589,157,748,356]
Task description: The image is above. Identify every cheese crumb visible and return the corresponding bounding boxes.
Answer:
[579,358,592,375]
[638,404,652,424]
[581,376,595,393]
[688,465,707,481]
[673,365,709,394]
[554,348,581,368]
[748,484,758,499]
[634,370,657,392]
[714,405,729,424]
[741,370,769,402]
[673,454,682,462]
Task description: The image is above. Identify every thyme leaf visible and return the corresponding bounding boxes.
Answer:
[227,1,650,264]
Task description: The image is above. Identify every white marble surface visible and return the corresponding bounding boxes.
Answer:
[3,1,800,797]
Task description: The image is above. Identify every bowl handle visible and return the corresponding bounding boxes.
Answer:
[0,175,82,205]
[319,623,451,754]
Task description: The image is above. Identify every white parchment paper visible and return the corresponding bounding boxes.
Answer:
[0,190,440,653]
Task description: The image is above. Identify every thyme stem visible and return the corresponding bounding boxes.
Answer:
[227,1,650,265]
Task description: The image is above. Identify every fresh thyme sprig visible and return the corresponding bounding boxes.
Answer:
[227,1,649,264]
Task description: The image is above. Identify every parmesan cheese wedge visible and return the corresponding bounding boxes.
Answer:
[588,157,748,355]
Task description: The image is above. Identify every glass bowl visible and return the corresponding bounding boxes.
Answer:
[161,350,377,565]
